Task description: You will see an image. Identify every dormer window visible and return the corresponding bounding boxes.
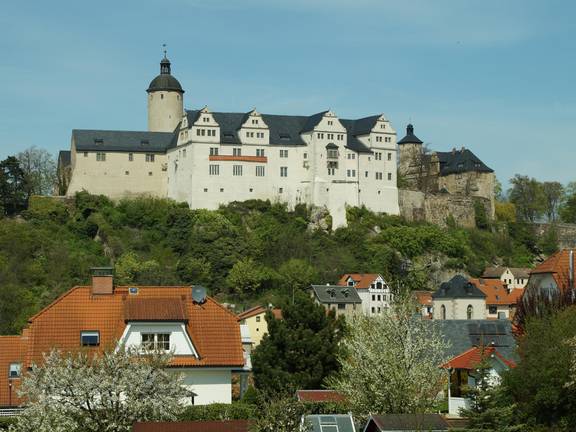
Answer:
[140,139,149,145]
[9,363,21,378]
[81,331,100,347]
[279,133,291,141]
[252,119,258,125]
[328,120,333,126]
[141,333,170,351]
[94,139,104,145]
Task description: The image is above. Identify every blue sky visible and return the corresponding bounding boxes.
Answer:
[1,0,575,188]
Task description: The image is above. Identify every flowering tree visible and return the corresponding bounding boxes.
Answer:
[12,346,191,432]
[328,293,448,417]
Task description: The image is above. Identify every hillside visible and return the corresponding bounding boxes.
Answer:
[0,192,540,334]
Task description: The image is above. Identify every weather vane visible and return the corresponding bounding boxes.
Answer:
[162,43,167,57]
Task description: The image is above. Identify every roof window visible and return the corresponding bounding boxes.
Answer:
[279,133,291,140]
[141,139,150,145]
[9,363,21,378]
[81,331,100,347]
[94,139,104,145]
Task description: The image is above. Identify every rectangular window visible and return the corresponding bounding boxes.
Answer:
[233,165,243,176]
[280,166,288,177]
[252,119,258,125]
[337,303,345,310]
[388,172,392,181]
[347,169,351,177]
[280,149,288,158]
[96,152,106,162]
[327,149,338,159]
[141,333,170,351]
[209,164,220,175]
[196,129,201,136]
[128,153,133,161]
[83,152,88,157]
[365,171,369,178]
[256,149,265,157]
[209,147,219,156]
[256,166,265,177]
[376,172,383,180]
[183,149,186,158]
[81,331,100,347]
[489,305,497,314]
[201,129,206,136]
[303,153,308,159]
[145,154,155,162]
[9,363,21,378]
[233,148,242,157]
[388,152,392,161]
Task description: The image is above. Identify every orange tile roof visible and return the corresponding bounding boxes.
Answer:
[296,389,346,403]
[236,306,282,321]
[5,286,244,384]
[337,273,381,289]
[440,346,515,370]
[469,278,523,306]
[412,290,433,306]
[124,297,187,322]
[0,335,27,406]
[530,249,576,290]
[133,420,253,432]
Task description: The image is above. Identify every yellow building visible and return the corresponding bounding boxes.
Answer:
[237,306,282,347]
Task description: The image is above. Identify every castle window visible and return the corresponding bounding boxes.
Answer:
[328,168,335,176]
[317,133,324,139]
[83,152,88,157]
[201,129,206,136]
[280,149,288,158]
[327,133,334,140]
[256,149,265,157]
[233,148,242,157]
[125,171,129,175]
[256,166,265,177]
[233,165,243,176]
[220,188,224,192]
[183,149,186,158]
[249,188,253,192]
[129,153,134,161]
[388,152,392,161]
[303,153,308,159]
[160,94,164,99]
[196,129,201,136]
[328,120,333,126]
[145,154,155,162]
[252,119,258,125]
[204,188,208,192]
[381,124,385,129]
[279,188,283,193]
[210,147,219,156]
[467,305,473,320]
[148,172,153,176]
[96,152,106,162]
[388,173,392,181]
[375,172,383,180]
[376,136,382,143]
[365,171,369,177]
[203,117,209,123]
[209,165,219,175]
[280,166,288,177]
[279,133,291,141]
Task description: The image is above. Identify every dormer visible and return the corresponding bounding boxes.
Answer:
[303,111,347,143]
[190,106,220,143]
[370,115,396,148]
[239,109,269,145]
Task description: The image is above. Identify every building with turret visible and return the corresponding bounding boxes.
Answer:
[59,54,400,227]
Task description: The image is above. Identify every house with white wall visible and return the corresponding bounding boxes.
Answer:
[481,266,531,289]
[337,273,393,315]
[432,275,487,320]
[0,268,248,409]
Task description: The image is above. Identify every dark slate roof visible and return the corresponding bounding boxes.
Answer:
[301,110,329,133]
[72,130,174,153]
[397,124,423,145]
[368,414,450,431]
[348,114,381,136]
[436,148,493,175]
[340,119,374,154]
[430,319,517,360]
[306,415,356,432]
[432,275,486,299]
[147,74,184,93]
[58,150,71,167]
[310,285,362,304]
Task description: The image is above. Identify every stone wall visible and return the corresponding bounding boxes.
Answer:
[399,189,490,228]
[534,223,576,249]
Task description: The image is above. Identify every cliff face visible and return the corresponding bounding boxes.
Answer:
[534,223,576,249]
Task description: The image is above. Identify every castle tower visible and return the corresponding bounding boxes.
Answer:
[397,123,424,180]
[147,52,184,132]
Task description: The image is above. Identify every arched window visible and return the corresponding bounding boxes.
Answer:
[441,305,446,320]
[467,305,473,320]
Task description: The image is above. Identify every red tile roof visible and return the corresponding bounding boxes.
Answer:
[469,278,523,306]
[412,290,432,306]
[440,346,516,370]
[0,335,27,406]
[530,249,576,290]
[236,306,282,321]
[337,273,381,289]
[133,420,253,432]
[124,297,188,322]
[296,389,346,403]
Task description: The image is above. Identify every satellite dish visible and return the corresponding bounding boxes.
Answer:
[192,285,207,304]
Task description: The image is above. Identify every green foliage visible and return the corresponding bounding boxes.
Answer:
[508,174,545,222]
[504,307,576,428]
[474,199,489,230]
[252,292,345,396]
[538,225,559,256]
[251,397,310,432]
[177,402,257,421]
[0,417,16,431]
[495,201,516,223]
[0,156,29,216]
[561,186,576,223]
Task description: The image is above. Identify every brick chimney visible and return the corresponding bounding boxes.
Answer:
[91,267,114,295]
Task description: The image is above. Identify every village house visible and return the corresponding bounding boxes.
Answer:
[363,414,452,432]
[236,305,282,347]
[433,320,517,416]
[431,275,486,320]
[469,278,524,320]
[0,268,248,410]
[481,266,531,289]
[523,248,576,298]
[338,273,393,315]
[412,290,433,318]
[310,285,362,318]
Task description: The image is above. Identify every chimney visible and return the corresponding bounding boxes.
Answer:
[91,267,114,295]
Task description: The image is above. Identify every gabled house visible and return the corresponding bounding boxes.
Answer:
[412,290,433,319]
[338,273,393,316]
[524,249,576,298]
[0,268,247,409]
[363,414,450,431]
[310,285,362,318]
[481,266,531,289]
[236,305,282,347]
[469,278,523,320]
[431,275,486,320]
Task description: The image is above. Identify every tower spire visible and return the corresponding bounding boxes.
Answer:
[160,44,171,75]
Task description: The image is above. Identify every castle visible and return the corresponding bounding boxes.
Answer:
[58,54,400,227]
[58,54,494,227]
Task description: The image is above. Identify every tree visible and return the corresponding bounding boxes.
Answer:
[16,147,57,196]
[541,181,564,222]
[251,397,311,432]
[13,346,190,432]
[0,156,28,216]
[176,256,212,285]
[278,258,318,297]
[226,257,276,296]
[508,175,544,222]
[252,292,345,396]
[560,183,576,223]
[328,293,448,416]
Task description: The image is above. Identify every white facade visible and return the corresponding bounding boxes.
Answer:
[433,298,486,320]
[343,274,393,315]
[118,321,234,405]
